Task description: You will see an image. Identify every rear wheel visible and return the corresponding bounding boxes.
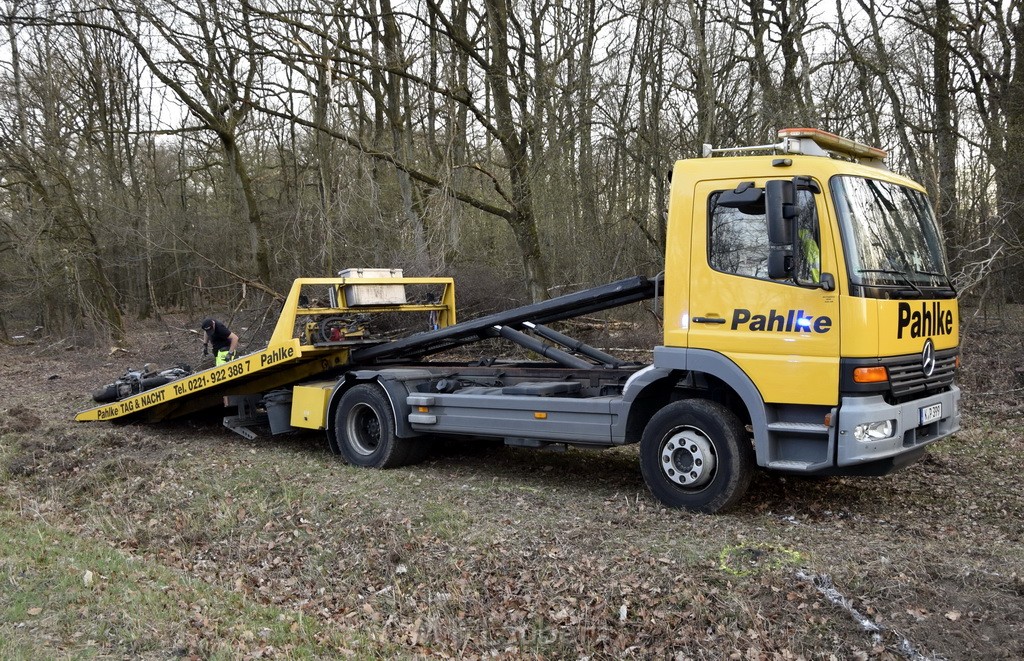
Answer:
[639,399,754,513]
[335,384,414,468]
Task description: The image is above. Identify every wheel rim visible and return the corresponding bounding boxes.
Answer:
[346,402,382,456]
[659,426,718,489]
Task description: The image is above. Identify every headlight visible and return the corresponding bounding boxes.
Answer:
[853,420,895,441]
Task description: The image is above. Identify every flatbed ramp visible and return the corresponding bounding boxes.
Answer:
[74,275,459,424]
[73,338,356,423]
[75,275,658,424]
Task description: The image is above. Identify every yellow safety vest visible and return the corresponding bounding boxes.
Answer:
[799,228,820,282]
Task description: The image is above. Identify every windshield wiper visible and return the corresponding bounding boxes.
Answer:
[913,270,958,298]
[856,268,924,298]
[914,269,958,298]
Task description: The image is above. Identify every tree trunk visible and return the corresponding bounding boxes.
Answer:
[933,0,959,268]
[381,0,430,273]
[219,131,272,285]
[483,0,550,301]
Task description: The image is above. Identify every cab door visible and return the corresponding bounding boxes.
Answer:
[686,177,841,406]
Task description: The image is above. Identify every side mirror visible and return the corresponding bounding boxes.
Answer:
[766,179,797,245]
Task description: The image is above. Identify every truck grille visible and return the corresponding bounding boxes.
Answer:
[887,350,957,400]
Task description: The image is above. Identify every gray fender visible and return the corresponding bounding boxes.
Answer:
[629,347,769,466]
[621,365,677,401]
[326,369,434,444]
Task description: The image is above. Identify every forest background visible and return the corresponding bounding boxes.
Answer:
[0,0,1018,343]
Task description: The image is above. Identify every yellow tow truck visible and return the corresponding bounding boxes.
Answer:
[77,129,960,513]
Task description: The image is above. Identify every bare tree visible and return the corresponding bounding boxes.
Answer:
[0,4,125,339]
[102,0,276,285]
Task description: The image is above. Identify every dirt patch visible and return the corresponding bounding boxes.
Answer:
[0,404,43,434]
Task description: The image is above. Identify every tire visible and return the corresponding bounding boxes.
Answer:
[334,384,414,468]
[639,399,755,514]
[92,383,119,403]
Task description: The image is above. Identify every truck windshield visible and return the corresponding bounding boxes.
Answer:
[831,175,953,296]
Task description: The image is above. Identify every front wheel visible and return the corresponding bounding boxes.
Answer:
[334,384,415,468]
[639,399,755,514]
[92,383,119,403]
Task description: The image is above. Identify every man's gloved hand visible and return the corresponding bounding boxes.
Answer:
[229,351,238,361]
[202,343,209,357]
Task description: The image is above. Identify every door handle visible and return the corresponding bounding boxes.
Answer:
[692,316,726,324]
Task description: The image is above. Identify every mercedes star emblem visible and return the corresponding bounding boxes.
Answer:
[922,339,936,377]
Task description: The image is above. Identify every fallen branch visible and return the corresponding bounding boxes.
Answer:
[795,571,945,661]
[166,228,286,303]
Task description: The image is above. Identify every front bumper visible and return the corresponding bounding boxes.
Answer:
[836,386,961,466]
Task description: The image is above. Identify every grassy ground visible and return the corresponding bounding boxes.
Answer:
[1,315,1022,659]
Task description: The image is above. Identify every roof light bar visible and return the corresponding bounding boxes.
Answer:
[700,128,888,166]
[778,127,888,162]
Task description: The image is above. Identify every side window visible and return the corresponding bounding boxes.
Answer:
[709,190,770,279]
[709,185,820,283]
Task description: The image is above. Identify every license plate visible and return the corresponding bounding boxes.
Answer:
[919,403,942,426]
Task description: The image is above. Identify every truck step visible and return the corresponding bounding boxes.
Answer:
[766,421,828,435]
[765,460,820,471]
